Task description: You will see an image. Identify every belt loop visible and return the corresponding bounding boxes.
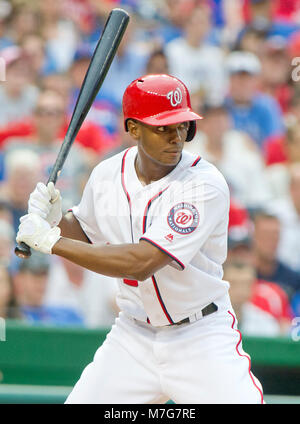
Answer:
[188,313,199,323]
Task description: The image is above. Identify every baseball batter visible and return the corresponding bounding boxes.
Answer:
[16,74,264,404]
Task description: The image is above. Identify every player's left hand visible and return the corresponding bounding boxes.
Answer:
[16,213,61,255]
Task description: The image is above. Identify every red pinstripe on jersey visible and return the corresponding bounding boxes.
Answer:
[121,148,133,209]
[141,187,180,325]
[142,187,169,234]
[121,148,135,243]
[191,156,201,167]
[228,310,264,404]
[151,275,174,324]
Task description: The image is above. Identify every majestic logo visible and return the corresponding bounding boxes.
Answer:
[165,233,174,242]
[167,87,183,107]
[167,203,199,234]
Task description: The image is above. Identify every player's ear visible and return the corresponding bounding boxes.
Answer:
[127,119,141,140]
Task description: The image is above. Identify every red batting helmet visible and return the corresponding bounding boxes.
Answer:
[122,74,203,142]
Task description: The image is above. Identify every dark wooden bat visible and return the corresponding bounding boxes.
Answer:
[15,8,130,258]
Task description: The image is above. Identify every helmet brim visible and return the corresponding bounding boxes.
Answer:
[137,108,203,127]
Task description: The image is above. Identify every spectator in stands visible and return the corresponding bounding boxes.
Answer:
[37,0,78,72]
[3,89,90,212]
[0,263,20,319]
[0,204,15,270]
[242,0,300,41]
[21,34,59,84]
[289,94,300,123]
[68,44,120,142]
[0,86,114,159]
[154,0,193,45]
[260,36,293,113]
[220,0,244,48]
[12,252,84,326]
[0,45,39,126]
[234,23,268,57]
[0,149,41,234]
[0,0,14,50]
[7,2,39,45]
[95,18,149,110]
[226,199,254,264]
[45,256,119,328]
[253,211,300,300]
[185,103,270,209]
[165,4,226,105]
[224,50,284,149]
[0,219,14,267]
[227,232,254,266]
[40,72,72,109]
[0,199,13,224]
[224,260,292,337]
[63,0,97,45]
[102,112,137,159]
[68,44,91,98]
[264,117,300,199]
[146,49,169,75]
[268,164,300,273]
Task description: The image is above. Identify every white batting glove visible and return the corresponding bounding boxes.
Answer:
[28,182,62,227]
[16,213,61,255]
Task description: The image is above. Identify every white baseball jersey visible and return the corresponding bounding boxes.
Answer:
[72,146,230,327]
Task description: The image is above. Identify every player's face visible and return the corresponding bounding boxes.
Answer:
[133,121,189,166]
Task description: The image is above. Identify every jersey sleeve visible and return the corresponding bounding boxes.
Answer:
[71,168,105,243]
[140,181,229,270]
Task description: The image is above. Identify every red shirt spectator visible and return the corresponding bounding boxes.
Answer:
[229,199,251,230]
[0,117,117,157]
[263,135,287,166]
[251,279,294,321]
[243,0,300,24]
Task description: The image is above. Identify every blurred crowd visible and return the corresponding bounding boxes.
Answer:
[0,0,300,336]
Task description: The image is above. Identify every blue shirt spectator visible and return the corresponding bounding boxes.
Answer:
[225,94,284,148]
[257,261,300,301]
[237,21,300,44]
[254,211,300,302]
[97,46,149,110]
[12,252,85,327]
[21,305,84,327]
[225,51,284,149]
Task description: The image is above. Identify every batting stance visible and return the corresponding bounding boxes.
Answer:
[16,74,264,404]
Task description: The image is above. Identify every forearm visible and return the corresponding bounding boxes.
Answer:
[52,237,165,281]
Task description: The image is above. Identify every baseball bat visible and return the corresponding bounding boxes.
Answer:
[15,8,130,258]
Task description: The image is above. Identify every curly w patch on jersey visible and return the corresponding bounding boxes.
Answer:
[167,202,199,234]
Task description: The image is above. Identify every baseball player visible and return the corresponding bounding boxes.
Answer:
[16,74,264,404]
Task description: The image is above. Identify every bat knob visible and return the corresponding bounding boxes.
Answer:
[15,242,32,258]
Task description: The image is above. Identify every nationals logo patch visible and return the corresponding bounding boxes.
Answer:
[167,203,199,234]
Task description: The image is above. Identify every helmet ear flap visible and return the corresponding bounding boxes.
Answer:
[124,118,129,132]
[186,121,196,142]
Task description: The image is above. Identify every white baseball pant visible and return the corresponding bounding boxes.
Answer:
[65,293,264,404]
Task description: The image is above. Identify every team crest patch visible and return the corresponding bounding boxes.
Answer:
[167,203,199,234]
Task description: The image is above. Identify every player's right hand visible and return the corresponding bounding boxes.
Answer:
[28,182,62,228]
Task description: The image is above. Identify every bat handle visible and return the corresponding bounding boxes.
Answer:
[14,241,32,259]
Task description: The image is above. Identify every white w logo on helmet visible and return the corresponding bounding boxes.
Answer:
[167,87,183,107]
